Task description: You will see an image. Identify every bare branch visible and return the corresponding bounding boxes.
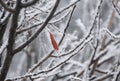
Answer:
[104,28,120,39]
[13,0,61,54]
[16,22,43,34]
[0,0,15,13]
[28,5,76,73]
[6,35,93,81]
[112,0,120,16]
[92,73,113,81]
[0,1,21,80]
[53,0,80,17]
[21,0,39,8]
[16,0,79,34]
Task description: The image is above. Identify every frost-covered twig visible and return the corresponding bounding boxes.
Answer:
[16,10,71,34]
[104,28,120,39]
[112,0,120,16]
[0,12,11,42]
[16,0,80,34]
[0,40,7,67]
[6,36,92,81]
[21,0,39,8]
[0,40,7,55]
[88,40,99,77]
[53,0,103,58]
[13,0,60,54]
[112,65,120,81]
[0,0,15,13]
[53,0,81,17]
[8,3,76,81]
[72,77,82,81]
[49,10,71,23]
[92,73,113,81]
[0,12,11,24]
[16,21,43,34]
[0,1,22,80]
[28,5,76,73]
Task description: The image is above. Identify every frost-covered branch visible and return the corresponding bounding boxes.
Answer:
[21,0,39,8]
[104,28,120,39]
[112,0,120,16]
[112,65,120,81]
[16,10,71,34]
[28,5,76,73]
[0,0,22,80]
[13,0,60,54]
[92,73,113,81]
[53,0,81,17]
[0,0,15,13]
[6,35,92,81]
[16,0,80,34]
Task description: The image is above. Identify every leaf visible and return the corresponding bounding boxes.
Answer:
[49,32,59,51]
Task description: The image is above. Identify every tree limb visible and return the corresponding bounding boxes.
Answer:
[21,0,39,8]
[0,0,15,13]
[13,0,61,54]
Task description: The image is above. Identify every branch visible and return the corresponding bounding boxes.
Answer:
[0,13,11,42]
[54,0,103,58]
[13,0,60,54]
[21,0,39,8]
[16,0,80,34]
[112,0,120,16]
[112,65,120,81]
[16,21,43,34]
[53,0,80,17]
[6,6,77,80]
[104,28,120,39]
[0,0,21,80]
[28,5,76,73]
[0,0,15,13]
[92,73,113,81]
[6,35,92,81]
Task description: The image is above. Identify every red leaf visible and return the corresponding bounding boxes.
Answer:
[49,32,59,51]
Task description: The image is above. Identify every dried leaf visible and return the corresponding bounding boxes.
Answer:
[49,32,59,51]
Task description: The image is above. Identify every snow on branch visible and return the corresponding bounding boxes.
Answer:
[13,0,60,54]
[112,0,120,16]
[104,28,120,39]
[21,0,39,8]
[0,40,7,55]
[6,35,92,81]
[26,5,76,73]
[0,0,15,13]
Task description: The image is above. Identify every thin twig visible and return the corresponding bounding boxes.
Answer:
[13,0,60,54]
[6,35,93,81]
[16,0,80,34]
[21,0,39,8]
[28,5,76,73]
[112,0,120,16]
[0,0,15,13]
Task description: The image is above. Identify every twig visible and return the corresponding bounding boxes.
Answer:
[13,0,60,54]
[28,5,76,73]
[21,0,39,8]
[53,0,80,17]
[112,0,120,16]
[0,0,15,13]
[104,28,120,39]
[112,65,120,81]
[6,36,92,81]
[16,0,80,34]
[100,0,119,50]
[92,73,113,81]
[52,0,103,58]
